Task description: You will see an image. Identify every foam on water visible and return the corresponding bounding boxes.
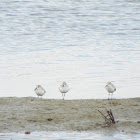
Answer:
[0,132,140,140]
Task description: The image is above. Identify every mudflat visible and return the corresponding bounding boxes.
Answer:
[0,97,139,134]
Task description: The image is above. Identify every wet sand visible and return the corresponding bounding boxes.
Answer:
[0,97,139,134]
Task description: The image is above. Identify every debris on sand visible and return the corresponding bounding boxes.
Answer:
[97,109,115,125]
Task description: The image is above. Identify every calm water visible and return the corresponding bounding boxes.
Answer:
[0,132,140,140]
[0,0,140,99]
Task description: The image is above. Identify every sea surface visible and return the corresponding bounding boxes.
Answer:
[0,0,140,100]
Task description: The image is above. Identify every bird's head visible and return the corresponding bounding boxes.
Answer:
[62,82,67,87]
[107,82,112,85]
[35,85,41,90]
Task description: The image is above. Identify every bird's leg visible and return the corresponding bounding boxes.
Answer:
[108,93,110,100]
[64,93,65,100]
[63,93,65,100]
[111,93,113,100]
[62,94,64,100]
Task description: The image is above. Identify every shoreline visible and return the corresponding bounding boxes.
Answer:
[0,97,139,134]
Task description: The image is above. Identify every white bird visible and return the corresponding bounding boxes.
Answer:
[59,82,70,100]
[105,82,116,100]
[34,85,46,98]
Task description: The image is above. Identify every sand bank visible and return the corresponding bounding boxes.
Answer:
[0,97,139,134]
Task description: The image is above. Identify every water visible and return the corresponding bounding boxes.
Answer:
[0,132,140,140]
[0,0,140,99]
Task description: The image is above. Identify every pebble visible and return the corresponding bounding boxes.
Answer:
[48,118,53,121]
[25,131,30,134]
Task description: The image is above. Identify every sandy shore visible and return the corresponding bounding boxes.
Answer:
[0,97,139,134]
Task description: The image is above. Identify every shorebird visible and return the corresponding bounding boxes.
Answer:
[105,82,116,100]
[34,85,46,98]
[59,82,70,100]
